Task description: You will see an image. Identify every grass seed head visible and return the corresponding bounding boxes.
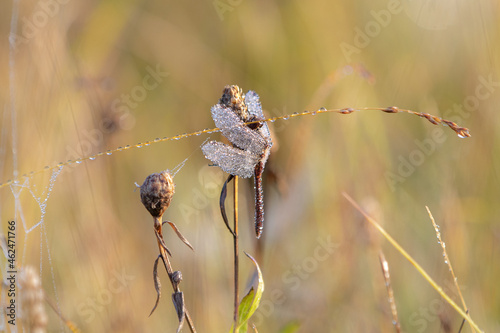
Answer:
[19,266,48,333]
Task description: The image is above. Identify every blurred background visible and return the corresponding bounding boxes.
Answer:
[0,0,499,331]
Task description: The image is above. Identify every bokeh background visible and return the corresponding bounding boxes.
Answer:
[1,0,499,332]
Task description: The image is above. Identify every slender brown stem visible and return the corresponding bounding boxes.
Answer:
[378,251,401,333]
[45,294,80,332]
[233,176,240,331]
[154,217,197,333]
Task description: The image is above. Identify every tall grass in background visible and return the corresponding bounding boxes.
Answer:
[0,1,499,331]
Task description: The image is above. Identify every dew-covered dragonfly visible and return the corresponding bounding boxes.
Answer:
[202,85,272,238]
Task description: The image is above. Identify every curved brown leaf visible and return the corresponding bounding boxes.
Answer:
[149,256,162,317]
[163,221,195,251]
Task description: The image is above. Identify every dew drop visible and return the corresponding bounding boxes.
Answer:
[106,151,113,156]
[44,166,50,169]
[196,132,201,136]
[154,138,161,142]
[136,144,143,148]
[174,137,180,140]
[458,133,467,139]
[293,112,299,115]
[283,115,290,120]
[319,107,327,112]
[311,111,317,115]
[269,119,276,123]
[444,260,448,264]
[89,156,96,161]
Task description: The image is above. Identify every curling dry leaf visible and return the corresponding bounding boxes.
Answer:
[149,256,162,317]
[163,221,194,251]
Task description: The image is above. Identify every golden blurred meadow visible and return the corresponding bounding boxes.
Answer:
[1,0,499,332]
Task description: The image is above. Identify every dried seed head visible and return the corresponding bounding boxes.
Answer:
[140,171,175,218]
[383,106,399,113]
[19,266,48,333]
[219,85,249,121]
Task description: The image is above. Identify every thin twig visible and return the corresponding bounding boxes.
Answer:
[154,217,197,333]
[233,176,240,331]
[45,294,80,333]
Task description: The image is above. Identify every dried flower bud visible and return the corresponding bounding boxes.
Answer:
[140,171,175,218]
[172,270,183,285]
[219,85,248,121]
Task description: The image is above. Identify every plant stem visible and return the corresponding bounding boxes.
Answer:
[233,176,240,331]
[154,217,197,333]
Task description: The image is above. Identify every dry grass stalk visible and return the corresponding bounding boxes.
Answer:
[0,104,470,190]
[425,206,473,332]
[232,175,240,332]
[218,174,242,331]
[378,251,401,333]
[342,193,483,333]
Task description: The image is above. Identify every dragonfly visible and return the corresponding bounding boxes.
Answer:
[202,85,273,238]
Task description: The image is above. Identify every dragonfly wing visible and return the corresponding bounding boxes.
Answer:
[201,141,258,178]
[211,104,266,155]
[245,90,272,146]
[245,90,264,119]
